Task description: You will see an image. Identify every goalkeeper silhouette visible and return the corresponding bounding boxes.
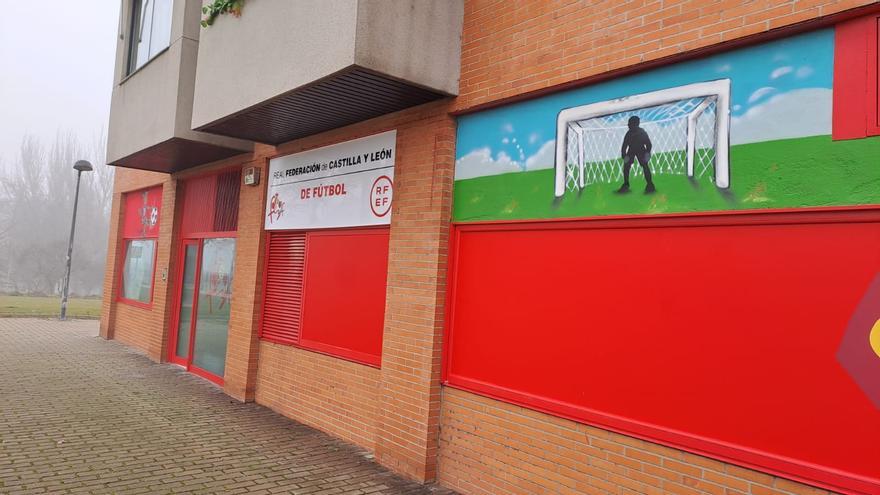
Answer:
[617,116,656,194]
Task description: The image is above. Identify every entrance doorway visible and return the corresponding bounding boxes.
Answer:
[168,169,241,384]
[170,237,236,382]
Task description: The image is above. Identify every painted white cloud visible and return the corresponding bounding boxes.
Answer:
[731,88,831,145]
[770,66,793,79]
[524,140,556,171]
[748,86,776,104]
[501,137,509,144]
[502,123,514,133]
[529,132,541,144]
[455,140,557,180]
[454,147,521,180]
[716,63,731,73]
[796,66,813,78]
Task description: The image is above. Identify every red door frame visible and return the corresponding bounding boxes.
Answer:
[167,232,236,386]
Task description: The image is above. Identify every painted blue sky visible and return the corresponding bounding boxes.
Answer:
[455,29,834,177]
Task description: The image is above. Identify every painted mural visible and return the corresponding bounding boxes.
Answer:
[452,29,880,222]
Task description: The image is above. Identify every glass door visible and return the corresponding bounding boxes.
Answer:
[169,237,236,383]
[172,241,200,365]
[190,238,236,379]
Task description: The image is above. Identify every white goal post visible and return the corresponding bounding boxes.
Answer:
[554,79,731,197]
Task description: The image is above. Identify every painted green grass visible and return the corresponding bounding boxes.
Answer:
[0,295,102,319]
[453,135,880,221]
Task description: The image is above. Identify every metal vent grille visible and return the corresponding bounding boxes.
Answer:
[260,231,306,345]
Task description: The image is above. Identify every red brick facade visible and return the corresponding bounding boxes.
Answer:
[438,388,836,495]
[102,102,456,483]
[101,2,880,494]
[454,0,878,113]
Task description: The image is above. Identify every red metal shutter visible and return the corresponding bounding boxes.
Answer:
[832,14,880,139]
[871,16,879,134]
[180,170,241,236]
[260,231,306,344]
[213,170,241,232]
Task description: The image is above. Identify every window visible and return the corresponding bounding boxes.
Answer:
[126,0,173,75]
[260,228,389,367]
[832,14,880,139]
[121,239,156,303]
[118,186,162,307]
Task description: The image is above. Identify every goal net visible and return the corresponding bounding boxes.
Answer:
[554,79,731,197]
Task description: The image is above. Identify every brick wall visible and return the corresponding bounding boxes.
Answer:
[375,110,456,482]
[101,100,457,482]
[112,304,155,354]
[438,388,834,495]
[100,167,174,362]
[100,2,880,492]
[455,0,879,112]
[432,3,880,494]
[222,154,267,401]
[253,102,457,482]
[255,342,382,451]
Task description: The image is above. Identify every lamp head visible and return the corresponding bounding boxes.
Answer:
[73,160,93,172]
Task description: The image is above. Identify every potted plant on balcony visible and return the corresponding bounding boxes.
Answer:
[201,0,244,27]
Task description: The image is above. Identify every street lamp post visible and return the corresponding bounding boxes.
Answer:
[60,160,93,321]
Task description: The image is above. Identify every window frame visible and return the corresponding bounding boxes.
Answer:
[125,0,174,77]
[117,186,163,309]
[118,238,159,308]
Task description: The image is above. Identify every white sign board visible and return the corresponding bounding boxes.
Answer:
[265,131,396,230]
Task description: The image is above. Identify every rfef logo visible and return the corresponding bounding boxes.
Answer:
[370,175,393,217]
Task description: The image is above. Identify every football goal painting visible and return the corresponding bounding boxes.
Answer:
[452,28,880,222]
[555,79,731,197]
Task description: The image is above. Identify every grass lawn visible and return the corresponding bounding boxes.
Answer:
[453,135,880,222]
[0,295,102,319]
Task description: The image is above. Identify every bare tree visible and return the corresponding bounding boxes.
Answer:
[0,132,114,296]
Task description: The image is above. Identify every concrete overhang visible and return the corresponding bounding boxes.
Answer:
[107,0,253,173]
[191,0,464,145]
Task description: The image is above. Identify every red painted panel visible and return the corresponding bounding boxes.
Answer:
[833,15,880,140]
[445,211,880,494]
[260,231,306,345]
[299,228,389,367]
[869,17,879,135]
[122,186,162,238]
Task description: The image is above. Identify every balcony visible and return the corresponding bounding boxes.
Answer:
[191,0,463,145]
[107,0,252,173]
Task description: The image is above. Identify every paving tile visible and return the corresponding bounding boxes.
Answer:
[0,319,455,495]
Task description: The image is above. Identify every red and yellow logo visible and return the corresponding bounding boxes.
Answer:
[838,273,880,409]
[871,319,880,360]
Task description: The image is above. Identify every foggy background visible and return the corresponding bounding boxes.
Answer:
[0,2,120,296]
